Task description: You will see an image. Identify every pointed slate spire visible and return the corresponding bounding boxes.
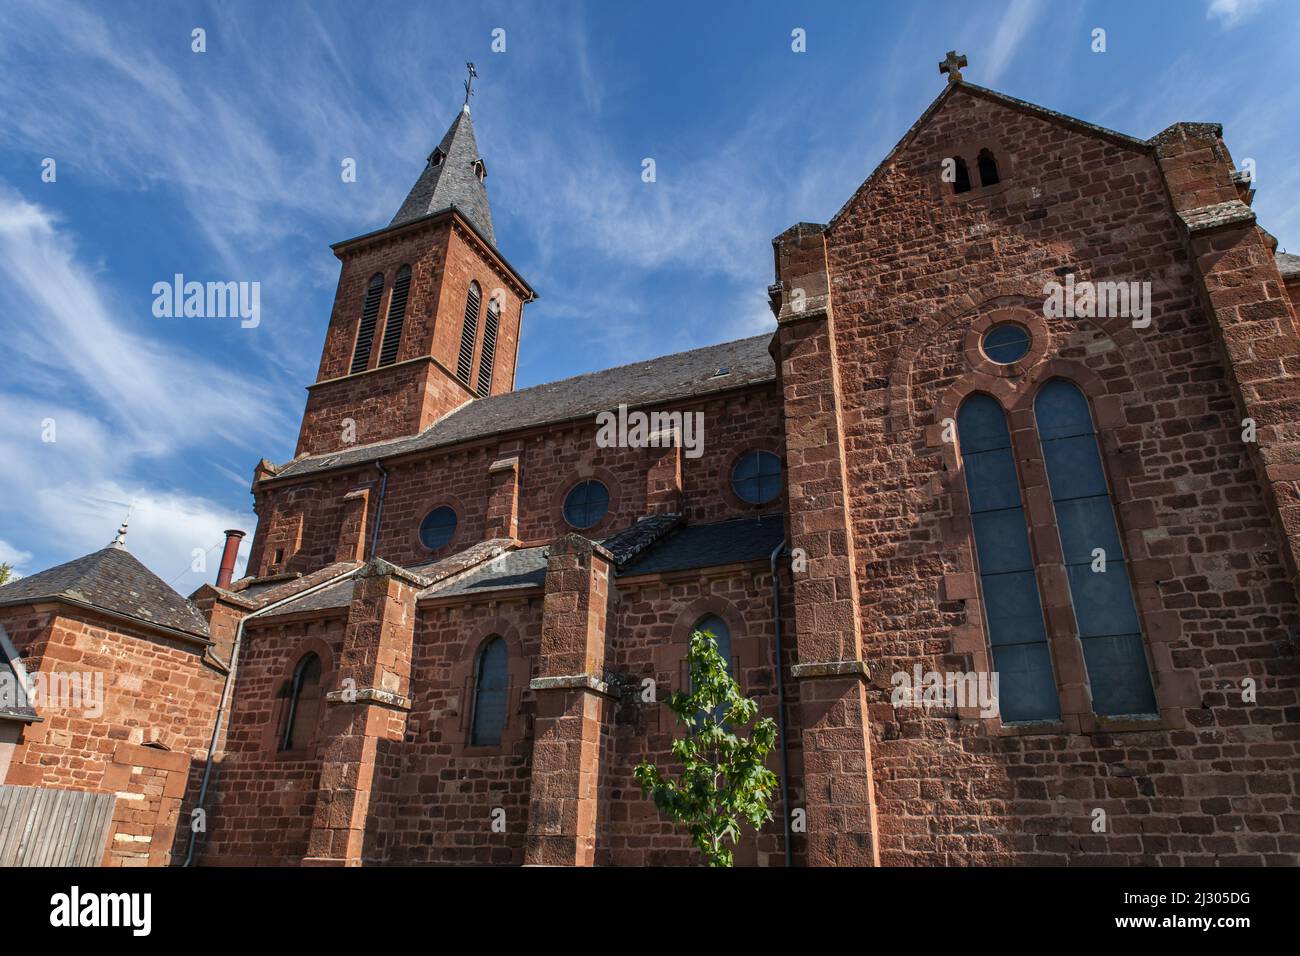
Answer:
[390,104,496,245]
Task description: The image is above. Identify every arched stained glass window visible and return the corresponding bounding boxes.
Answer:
[280,653,322,751]
[692,614,732,725]
[1035,380,1156,716]
[958,394,1058,722]
[471,637,508,746]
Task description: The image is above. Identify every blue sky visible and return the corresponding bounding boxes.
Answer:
[0,0,1296,594]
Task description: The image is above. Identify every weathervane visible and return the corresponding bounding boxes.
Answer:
[463,61,478,109]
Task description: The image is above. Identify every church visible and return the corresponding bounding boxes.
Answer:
[2,53,1298,867]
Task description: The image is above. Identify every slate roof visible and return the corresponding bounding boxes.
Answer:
[423,546,550,599]
[390,106,495,245]
[619,514,785,577]
[421,514,784,600]
[273,333,776,481]
[0,547,210,640]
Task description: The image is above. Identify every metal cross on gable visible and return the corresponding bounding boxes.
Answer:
[939,50,968,84]
[463,61,478,107]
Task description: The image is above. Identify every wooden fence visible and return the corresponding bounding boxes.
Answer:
[0,784,115,866]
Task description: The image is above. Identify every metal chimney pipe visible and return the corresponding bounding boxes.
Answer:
[215,529,246,589]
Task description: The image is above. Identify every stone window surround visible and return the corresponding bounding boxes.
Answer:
[646,593,770,729]
[438,619,532,756]
[263,635,337,759]
[930,348,1188,736]
[718,439,787,514]
[411,492,467,558]
[549,465,624,538]
[939,139,1014,203]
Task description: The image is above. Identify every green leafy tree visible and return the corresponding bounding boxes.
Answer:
[634,626,778,867]
[0,563,12,587]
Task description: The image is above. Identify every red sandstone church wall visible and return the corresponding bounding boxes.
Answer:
[195,615,345,865]
[252,381,786,576]
[599,566,800,866]
[828,89,1300,864]
[383,596,540,864]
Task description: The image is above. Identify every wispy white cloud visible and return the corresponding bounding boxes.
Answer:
[0,540,33,572]
[983,0,1044,87]
[1207,0,1273,28]
[0,188,267,592]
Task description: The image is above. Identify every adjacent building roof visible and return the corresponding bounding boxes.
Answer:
[390,106,495,245]
[273,333,776,481]
[424,546,549,599]
[0,547,210,640]
[1276,250,1300,280]
[619,514,785,577]
[418,513,784,602]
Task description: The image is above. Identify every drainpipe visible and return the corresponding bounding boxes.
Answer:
[769,539,792,867]
[370,461,389,560]
[183,564,363,867]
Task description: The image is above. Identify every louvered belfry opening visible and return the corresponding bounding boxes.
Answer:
[350,273,386,374]
[378,265,411,367]
[476,300,499,396]
[457,281,482,385]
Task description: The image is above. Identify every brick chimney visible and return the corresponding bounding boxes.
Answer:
[216,529,246,589]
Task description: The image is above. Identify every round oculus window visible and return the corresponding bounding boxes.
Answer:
[982,323,1030,365]
[731,450,782,505]
[563,479,610,529]
[418,506,457,550]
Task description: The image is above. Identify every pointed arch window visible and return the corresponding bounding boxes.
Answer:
[470,636,508,746]
[350,273,386,374]
[977,149,1000,187]
[280,652,322,751]
[457,281,481,386]
[957,394,1058,722]
[476,297,500,396]
[377,265,411,367]
[1034,380,1156,716]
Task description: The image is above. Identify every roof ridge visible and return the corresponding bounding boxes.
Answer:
[274,333,775,477]
[451,332,771,402]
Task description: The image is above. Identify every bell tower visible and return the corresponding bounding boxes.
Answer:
[295,72,534,458]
